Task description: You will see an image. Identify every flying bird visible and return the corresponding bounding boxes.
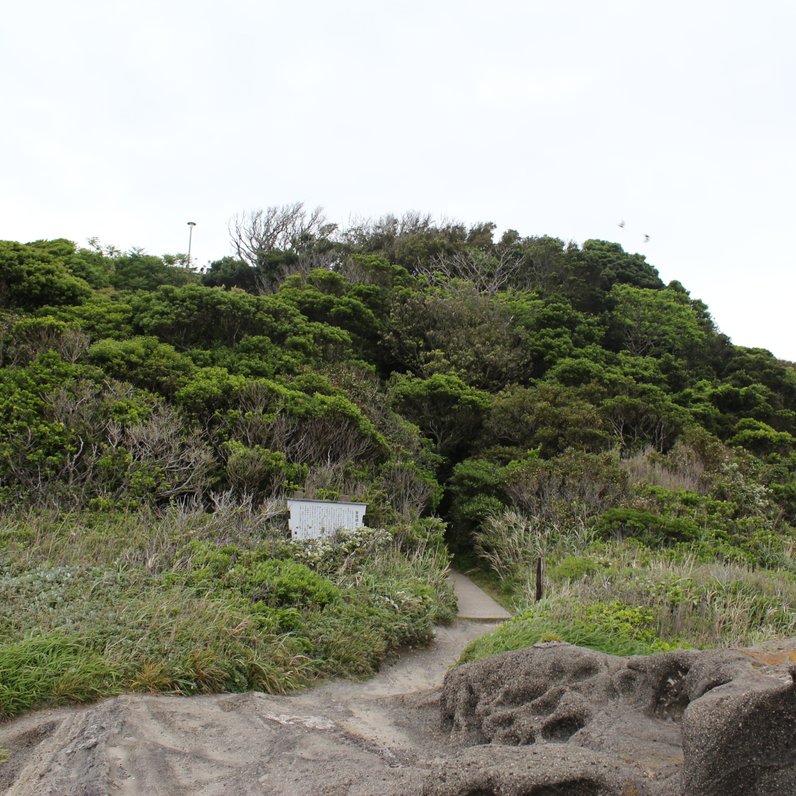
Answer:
[618,220,626,228]
[643,234,650,243]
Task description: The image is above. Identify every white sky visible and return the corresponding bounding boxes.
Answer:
[2,0,795,361]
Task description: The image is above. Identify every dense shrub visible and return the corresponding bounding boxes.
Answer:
[595,508,700,545]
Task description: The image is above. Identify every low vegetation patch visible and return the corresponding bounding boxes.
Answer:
[0,509,454,720]
[460,599,676,664]
[461,444,796,663]
[462,543,796,664]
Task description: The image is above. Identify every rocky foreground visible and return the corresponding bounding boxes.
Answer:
[433,640,796,795]
[2,631,795,795]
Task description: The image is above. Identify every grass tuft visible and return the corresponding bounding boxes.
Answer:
[0,634,118,719]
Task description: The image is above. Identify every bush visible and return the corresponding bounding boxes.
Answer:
[178,541,342,608]
[595,508,700,545]
[550,555,598,581]
[0,510,455,718]
[248,559,341,608]
[459,598,676,665]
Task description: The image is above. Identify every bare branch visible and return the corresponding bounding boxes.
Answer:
[229,203,329,267]
[415,249,521,295]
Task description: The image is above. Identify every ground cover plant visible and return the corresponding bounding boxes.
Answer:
[0,508,454,719]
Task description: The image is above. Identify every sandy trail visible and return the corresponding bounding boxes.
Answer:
[0,620,500,796]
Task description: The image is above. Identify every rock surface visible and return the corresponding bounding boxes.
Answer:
[2,633,796,794]
[438,641,796,795]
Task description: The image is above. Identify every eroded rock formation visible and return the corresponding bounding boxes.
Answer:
[428,642,796,795]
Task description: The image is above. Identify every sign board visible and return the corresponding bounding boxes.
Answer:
[286,498,368,541]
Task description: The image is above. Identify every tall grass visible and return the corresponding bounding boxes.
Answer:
[474,508,596,586]
[0,635,116,719]
[465,499,796,662]
[621,444,707,493]
[1,498,287,573]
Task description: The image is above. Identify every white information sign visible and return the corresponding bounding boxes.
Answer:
[286,498,367,541]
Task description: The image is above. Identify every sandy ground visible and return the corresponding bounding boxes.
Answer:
[0,620,501,795]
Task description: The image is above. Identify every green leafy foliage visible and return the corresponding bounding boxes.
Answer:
[180,541,342,608]
[3,226,792,524]
[1,217,795,714]
[388,373,490,458]
[608,284,707,358]
[110,249,199,292]
[484,383,609,456]
[88,336,195,395]
[0,240,92,309]
[596,508,700,545]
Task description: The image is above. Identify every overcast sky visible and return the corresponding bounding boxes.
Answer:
[3,1,794,361]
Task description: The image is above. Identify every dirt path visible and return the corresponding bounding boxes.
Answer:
[0,577,506,796]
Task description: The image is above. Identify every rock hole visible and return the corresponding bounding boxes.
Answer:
[569,662,600,682]
[541,712,587,741]
[529,686,565,716]
[497,682,547,706]
[498,728,536,746]
[614,669,640,697]
[524,779,602,795]
[690,675,732,700]
[653,666,690,720]
[484,711,536,745]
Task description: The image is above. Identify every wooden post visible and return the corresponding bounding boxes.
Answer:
[535,556,544,602]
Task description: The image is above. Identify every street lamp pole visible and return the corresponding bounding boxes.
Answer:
[187,221,196,268]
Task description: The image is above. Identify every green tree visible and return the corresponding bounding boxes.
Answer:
[175,367,247,420]
[388,373,490,458]
[484,383,610,457]
[600,383,691,451]
[224,442,306,496]
[0,241,92,309]
[384,283,533,389]
[40,294,135,341]
[201,257,257,291]
[110,249,199,291]
[608,284,707,358]
[3,317,88,366]
[730,419,795,457]
[278,271,381,358]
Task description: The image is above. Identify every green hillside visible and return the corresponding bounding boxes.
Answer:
[2,206,795,717]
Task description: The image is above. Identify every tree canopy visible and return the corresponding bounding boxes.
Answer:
[1,209,794,536]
